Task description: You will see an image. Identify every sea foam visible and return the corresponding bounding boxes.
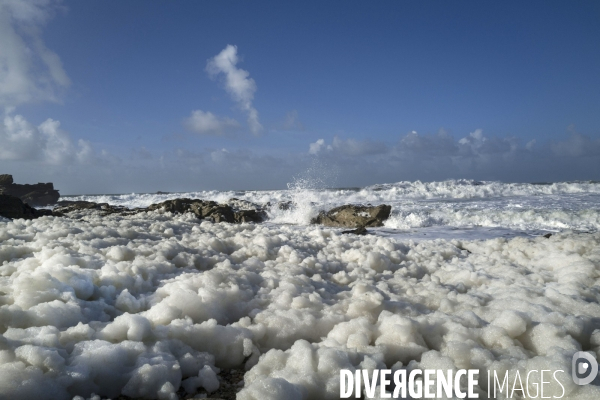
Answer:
[0,204,599,398]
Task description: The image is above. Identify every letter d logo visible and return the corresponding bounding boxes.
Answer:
[572,351,598,385]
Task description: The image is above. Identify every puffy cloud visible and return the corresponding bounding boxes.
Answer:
[184,110,241,136]
[0,112,92,164]
[457,129,516,155]
[308,139,329,155]
[206,45,262,134]
[0,0,70,107]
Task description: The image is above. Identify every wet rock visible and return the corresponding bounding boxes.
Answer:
[0,174,60,206]
[0,194,52,220]
[277,201,293,211]
[52,198,267,224]
[228,198,267,222]
[53,200,128,216]
[312,204,392,228]
[148,198,266,223]
[233,209,264,223]
[543,233,552,239]
[148,198,236,222]
[341,225,369,235]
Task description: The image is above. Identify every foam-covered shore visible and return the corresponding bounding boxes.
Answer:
[63,180,600,231]
[1,210,599,399]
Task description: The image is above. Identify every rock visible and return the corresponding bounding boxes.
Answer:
[148,198,236,222]
[234,209,265,223]
[311,204,392,228]
[277,201,293,211]
[0,174,13,185]
[543,233,552,239]
[52,198,267,224]
[341,226,369,235]
[53,200,128,216]
[148,198,266,223]
[0,194,52,220]
[0,174,60,206]
[227,198,267,222]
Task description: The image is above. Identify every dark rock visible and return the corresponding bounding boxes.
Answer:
[147,198,267,223]
[277,201,293,211]
[0,194,51,220]
[147,198,234,222]
[53,200,129,216]
[150,198,268,223]
[227,198,267,222]
[234,209,265,223]
[0,174,60,206]
[543,233,552,239]
[52,198,267,224]
[311,204,392,228]
[341,226,369,235]
[0,174,13,185]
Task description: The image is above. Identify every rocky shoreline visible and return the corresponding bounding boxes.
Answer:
[0,174,393,229]
[0,174,60,206]
[1,194,392,230]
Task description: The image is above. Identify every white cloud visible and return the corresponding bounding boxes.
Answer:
[456,129,516,155]
[0,0,70,107]
[184,110,240,136]
[308,138,329,155]
[206,45,262,134]
[0,112,92,164]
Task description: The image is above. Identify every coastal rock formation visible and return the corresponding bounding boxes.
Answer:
[0,194,53,219]
[0,174,60,206]
[53,200,130,216]
[148,198,266,223]
[148,198,236,222]
[311,204,392,228]
[53,198,267,223]
[0,174,13,185]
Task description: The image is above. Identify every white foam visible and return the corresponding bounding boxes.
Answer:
[0,211,599,399]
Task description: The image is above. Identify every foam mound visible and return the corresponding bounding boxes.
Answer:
[0,212,599,399]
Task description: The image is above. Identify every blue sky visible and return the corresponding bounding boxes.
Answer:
[1,0,599,194]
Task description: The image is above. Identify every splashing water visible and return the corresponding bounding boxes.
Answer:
[267,159,339,224]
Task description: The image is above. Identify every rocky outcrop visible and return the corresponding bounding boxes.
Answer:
[147,199,236,222]
[0,174,60,206]
[0,174,13,185]
[53,198,267,223]
[148,198,266,223]
[0,194,53,220]
[53,200,130,216]
[311,204,391,228]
